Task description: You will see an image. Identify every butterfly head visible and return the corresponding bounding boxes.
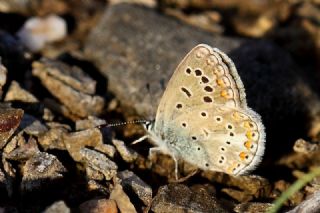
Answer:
[143,119,155,131]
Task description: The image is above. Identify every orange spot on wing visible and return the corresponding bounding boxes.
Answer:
[239,152,248,161]
[217,78,225,87]
[244,141,252,150]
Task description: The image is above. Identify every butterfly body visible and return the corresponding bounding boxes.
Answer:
[145,44,265,176]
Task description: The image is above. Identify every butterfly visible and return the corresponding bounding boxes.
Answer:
[134,44,265,179]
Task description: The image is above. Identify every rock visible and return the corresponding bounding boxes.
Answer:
[110,183,137,213]
[43,201,70,213]
[286,190,320,213]
[0,0,68,15]
[75,116,106,131]
[21,152,66,192]
[118,170,152,206]
[79,199,118,213]
[5,81,38,103]
[234,202,273,213]
[4,137,39,161]
[80,148,117,181]
[34,58,97,95]
[151,184,227,213]
[32,59,105,118]
[85,3,241,118]
[63,128,110,161]
[0,62,7,98]
[17,15,67,52]
[203,173,271,202]
[37,124,69,150]
[112,139,138,163]
[19,113,48,136]
[293,139,319,154]
[3,80,53,122]
[0,107,24,149]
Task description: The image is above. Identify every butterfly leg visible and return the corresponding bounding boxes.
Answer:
[131,135,149,145]
[172,155,180,180]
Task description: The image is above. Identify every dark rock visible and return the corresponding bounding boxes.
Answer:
[118,170,152,206]
[151,184,227,213]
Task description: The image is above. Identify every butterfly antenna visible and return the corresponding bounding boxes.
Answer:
[100,119,150,128]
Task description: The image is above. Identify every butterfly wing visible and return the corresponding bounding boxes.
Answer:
[151,44,265,175]
[168,104,265,175]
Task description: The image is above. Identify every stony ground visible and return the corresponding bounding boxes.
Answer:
[0,0,319,212]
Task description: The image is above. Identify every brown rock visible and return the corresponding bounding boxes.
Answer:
[79,199,118,213]
[0,107,24,149]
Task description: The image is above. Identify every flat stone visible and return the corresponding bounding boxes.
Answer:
[21,152,66,192]
[63,128,104,161]
[32,59,105,118]
[85,3,320,156]
[151,184,227,213]
[80,148,118,181]
[43,201,70,213]
[85,3,241,118]
[118,170,152,206]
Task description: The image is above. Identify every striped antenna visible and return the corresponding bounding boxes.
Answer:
[100,119,150,128]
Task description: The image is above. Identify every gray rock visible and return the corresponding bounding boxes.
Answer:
[118,170,152,206]
[80,148,118,181]
[151,184,227,213]
[85,3,242,118]
[32,59,105,118]
[21,152,66,192]
[85,3,320,157]
[43,201,70,213]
